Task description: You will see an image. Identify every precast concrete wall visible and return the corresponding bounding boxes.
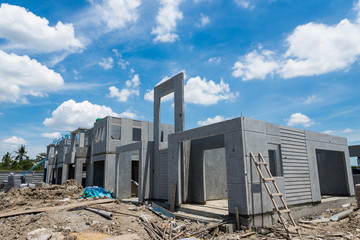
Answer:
[0,171,44,183]
[188,134,226,203]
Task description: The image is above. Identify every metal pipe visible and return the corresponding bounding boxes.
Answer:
[85,207,113,220]
[330,208,354,221]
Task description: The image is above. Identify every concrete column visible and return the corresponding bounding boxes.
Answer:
[74,159,85,184]
[70,132,76,152]
[140,141,154,201]
[79,132,85,147]
[168,136,182,205]
[224,131,248,215]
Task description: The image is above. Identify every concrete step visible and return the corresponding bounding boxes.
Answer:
[176,203,229,220]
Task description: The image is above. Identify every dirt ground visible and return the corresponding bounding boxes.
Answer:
[0,180,359,240]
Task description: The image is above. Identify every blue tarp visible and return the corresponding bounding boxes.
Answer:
[81,186,114,199]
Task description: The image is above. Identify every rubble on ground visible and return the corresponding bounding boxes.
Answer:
[0,179,83,212]
[0,181,359,239]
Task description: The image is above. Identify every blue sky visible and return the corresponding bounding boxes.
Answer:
[0,0,359,164]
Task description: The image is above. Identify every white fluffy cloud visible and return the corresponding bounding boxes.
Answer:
[232,49,279,80]
[152,0,183,43]
[208,57,222,64]
[112,49,130,69]
[234,0,254,9]
[185,76,235,105]
[98,57,114,70]
[281,19,360,78]
[343,128,354,133]
[0,3,83,53]
[0,136,26,152]
[118,111,137,119]
[198,115,226,126]
[108,74,140,102]
[43,99,121,131]
[108,87,139,102]
[233,5,360,80]
[3,136,26,145]
[196,13,210,27]
[41,132,61,139]
[0,50,64,103]
[91,0,141,31]
[144,75,236,105]
[287,113,314,127]
[303,95,322,105]
[126,74,140,87]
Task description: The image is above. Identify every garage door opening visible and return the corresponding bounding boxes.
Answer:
[316,149,349,196]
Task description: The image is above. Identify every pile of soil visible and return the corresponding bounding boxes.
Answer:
[0,179,83,211]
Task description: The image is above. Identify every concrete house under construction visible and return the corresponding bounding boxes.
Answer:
[114,72,355,225]
[45,72,355,226]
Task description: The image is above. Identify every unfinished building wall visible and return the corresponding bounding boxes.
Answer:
[306,130,355,201]
[188,134,226,203]
[153,72,184,200]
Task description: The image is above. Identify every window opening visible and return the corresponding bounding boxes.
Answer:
[268,144,283,177]
[132,128,141,141]
[111,125,121,140]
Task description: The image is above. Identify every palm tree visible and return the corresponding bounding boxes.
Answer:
[0,152,13,169]
[14,145,28,164]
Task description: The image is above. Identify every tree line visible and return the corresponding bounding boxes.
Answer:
[0,145,45,171]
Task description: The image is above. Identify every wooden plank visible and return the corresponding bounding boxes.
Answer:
[0,199,116,218]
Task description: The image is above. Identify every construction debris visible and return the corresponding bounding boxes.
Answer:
[330,208,355,221]
[1,180,360,239]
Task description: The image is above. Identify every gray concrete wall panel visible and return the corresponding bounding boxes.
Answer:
[349,145,360,157]
[280,127,312,205]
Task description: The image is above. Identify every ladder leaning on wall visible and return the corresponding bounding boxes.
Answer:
[249,152,301,238]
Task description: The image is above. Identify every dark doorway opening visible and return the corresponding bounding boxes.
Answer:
[93,160,105,188]
[131,160,139,197]
[52,169,56,184]
[82,163,87,187]
[316,149,348,196]
[187,134,227,204]
[57,167,63,184]
[43,169,47,182]
[68,164,75,180]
